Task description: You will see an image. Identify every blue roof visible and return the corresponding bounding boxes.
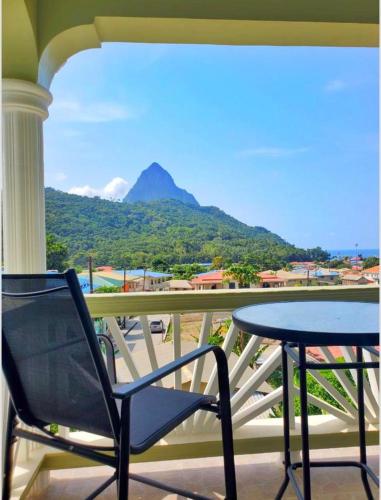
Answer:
[314,270,339,277]
[78,275,122,293]
[115,269,172,278]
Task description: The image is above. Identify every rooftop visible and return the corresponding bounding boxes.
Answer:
[364,265,380,273]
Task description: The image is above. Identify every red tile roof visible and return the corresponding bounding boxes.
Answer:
[308,346,379,362]
[261,275,284,282]
[364,265,380,274]
[191,270,226,284]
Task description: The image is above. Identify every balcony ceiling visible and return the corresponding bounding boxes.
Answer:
[3,0,379,86]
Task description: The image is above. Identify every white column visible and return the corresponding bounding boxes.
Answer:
[2,79,52,273]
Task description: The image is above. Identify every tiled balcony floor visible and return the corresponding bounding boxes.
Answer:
[30,446,379,499]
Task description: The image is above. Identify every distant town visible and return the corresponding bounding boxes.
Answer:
[76,255,380,294]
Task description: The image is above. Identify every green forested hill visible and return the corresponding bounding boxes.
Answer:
[45,187,327,268]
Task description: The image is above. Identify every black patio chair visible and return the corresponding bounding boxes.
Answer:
[2,269,237,500]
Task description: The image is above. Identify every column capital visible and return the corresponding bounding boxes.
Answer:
[2,79,52,120]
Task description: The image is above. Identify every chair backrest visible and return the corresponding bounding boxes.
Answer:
[2,269,120,439]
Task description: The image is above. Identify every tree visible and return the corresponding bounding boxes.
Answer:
[211,256,224,269]
[283,263,293,271]
[131,251,150,269]
[363,256,379,269]
[46,234,69,271]
[151,257,169,272]
[171,263,204,280]
[224,263,260,288]
[306,246,330,262]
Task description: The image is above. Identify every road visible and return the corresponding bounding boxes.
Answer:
[122,314,170,353]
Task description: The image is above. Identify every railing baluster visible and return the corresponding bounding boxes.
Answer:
[228,335,262,392]
[194,322,239,429]
[294,387,355,424]
[317,346,374,422]
[190,312,213,393]
[230,346,282,416]
[184,313,213,433]
[341,346,378,421]
[363,349,379,405]
[305,354,357,419]
[172,314,182,390]
[58,426,70,439]
[105,317,141,380]
[140,315,162,387]
[232,387,283,429]
[203,334,263,429]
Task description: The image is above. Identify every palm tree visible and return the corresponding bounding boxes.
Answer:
[224,263,260,288]
[224,263,261,352]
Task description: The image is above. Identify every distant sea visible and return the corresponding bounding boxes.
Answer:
[327,248,379,259]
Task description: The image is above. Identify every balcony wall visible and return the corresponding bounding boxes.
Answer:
[11,285,379,498]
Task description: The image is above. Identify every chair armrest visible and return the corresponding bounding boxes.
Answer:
[97,334,117,384]
[112,344,222,399]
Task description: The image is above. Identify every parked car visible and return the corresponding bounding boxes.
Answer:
[150,320,164,333]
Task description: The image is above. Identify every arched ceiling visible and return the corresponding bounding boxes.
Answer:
[3,0,379,88]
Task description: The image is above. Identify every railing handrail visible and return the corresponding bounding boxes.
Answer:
[85,284,379,317]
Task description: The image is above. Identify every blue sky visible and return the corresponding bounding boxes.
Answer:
[44,43,378,250]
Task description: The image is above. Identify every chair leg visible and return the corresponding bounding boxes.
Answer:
[215,348,237,500]
[118,398,131,500]
[2,401,16,500]
[356,347,374,500]
[220,401,237,500]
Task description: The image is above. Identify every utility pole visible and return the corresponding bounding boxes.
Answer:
[88,256,94,294]
[143,267,147,292]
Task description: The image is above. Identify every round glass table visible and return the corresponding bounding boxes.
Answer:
[232,301,379,500]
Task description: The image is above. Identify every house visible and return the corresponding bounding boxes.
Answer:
[258,271,286,288]
[165,279,193,291]
[363,265,380,284]
[341,274,374,286]
[313,268,340,284]
[276,270,318,287]
[191,270,239,290]
[290,262,316,271]
[115,269,172,291]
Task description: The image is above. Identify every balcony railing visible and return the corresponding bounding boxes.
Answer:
[11,285,379,498]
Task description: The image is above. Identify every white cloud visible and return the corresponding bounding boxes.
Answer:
[324,79,346,92]
[68,177,129,201]
[103,177,129,200]
[237,147,309,158]
[51,99,136,123]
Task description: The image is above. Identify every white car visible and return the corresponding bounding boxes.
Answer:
[150,320,164,333]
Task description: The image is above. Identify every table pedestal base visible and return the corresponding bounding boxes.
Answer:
[276,343,379,500]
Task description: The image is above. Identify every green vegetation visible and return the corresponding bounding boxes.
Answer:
[224,263,260,288]
[93,285,121,293]
[46,188,328,269]
[211,256,224,269]
[268,357,355,417]
[363,256,379,269]
[171,263,206,280]
[46,233,69,271]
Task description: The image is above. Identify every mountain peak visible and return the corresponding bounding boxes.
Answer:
[124,163,199,206]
